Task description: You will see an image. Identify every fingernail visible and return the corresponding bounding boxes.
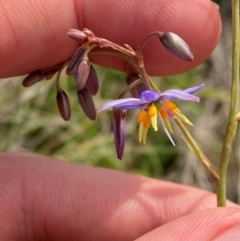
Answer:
[215,226,240,241]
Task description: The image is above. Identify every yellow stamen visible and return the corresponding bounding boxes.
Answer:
[143,116,151,128]
[159,108,172,132]
[148,104,158,117]
[138,110,151,143]
[138,122,144,143]
[148,104,158,131]
[138,122,150,144]
[138,110,148,123]
[142,127,149,144]
[164,100,177,111]
[163,100,193,126]
[159,108,168,119]
[173,109,193,126]
[151,115,158,131]
[163,117,173,134]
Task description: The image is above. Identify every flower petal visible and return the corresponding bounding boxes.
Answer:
[140,90,161,102]
[112,108,126,160]
[160,90,200,102]
[117,105,145,110]
[183,84,204,94]
[97,98,145,112]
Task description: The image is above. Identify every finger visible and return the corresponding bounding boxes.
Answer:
[0,152,236,241]
[0,0,221,78]
[135,208,240,241]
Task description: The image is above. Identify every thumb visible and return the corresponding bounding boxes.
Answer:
[135,207,240,241]
[0,0,220,77]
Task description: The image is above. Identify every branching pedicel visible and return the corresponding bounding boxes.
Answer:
[22,28,204,160]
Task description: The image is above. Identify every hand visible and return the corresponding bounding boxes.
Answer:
[0,152,239,241]
[1,0,238,241]
[0,0,221,78]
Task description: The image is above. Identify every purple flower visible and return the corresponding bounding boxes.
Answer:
[112,108,127,160]
[98,84,204,158]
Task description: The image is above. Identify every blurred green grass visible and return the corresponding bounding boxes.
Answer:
[0,65,209,178]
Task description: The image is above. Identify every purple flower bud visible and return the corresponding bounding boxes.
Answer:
[112,108,127,160]
[22,71,44,87]
[43,68,59,80]
[66,47,86,75]
[77,88,96,120]
[56,89,71,121]
[125,73,147,98]
[159,32,194,61]
[67,29,88,43]
[85,65,99,95]
[75,57,90,91]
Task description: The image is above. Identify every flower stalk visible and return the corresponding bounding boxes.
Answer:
[216,0,240,207]
[174,118,219,181]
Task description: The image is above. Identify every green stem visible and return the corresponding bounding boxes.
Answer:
[174,118,219,181]
[216,0,240,207]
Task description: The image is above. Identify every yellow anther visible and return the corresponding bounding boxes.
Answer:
[138,122,144,143]
[163,117,173,134]
[148,104,158,117]
[138,122,149,144]
[138,111,151,143]
[151,115,158,131]
[142,127,148,144]
[173,110,193,126]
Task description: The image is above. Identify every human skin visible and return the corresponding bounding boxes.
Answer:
[0,152,239,241]
[0,0,221,77]
[1,0,240,240]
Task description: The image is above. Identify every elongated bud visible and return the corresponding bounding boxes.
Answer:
[159,32,194,61]
[67,29,88,43]
[75,57,90,90]
[66,47,85,75]
[57,90,71,121]
[113,108,127,160]
[43,69,59,80]
[22,71,44,87]
[125,74,147,98]
[85,65,99,95]
[77,88,96,120]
